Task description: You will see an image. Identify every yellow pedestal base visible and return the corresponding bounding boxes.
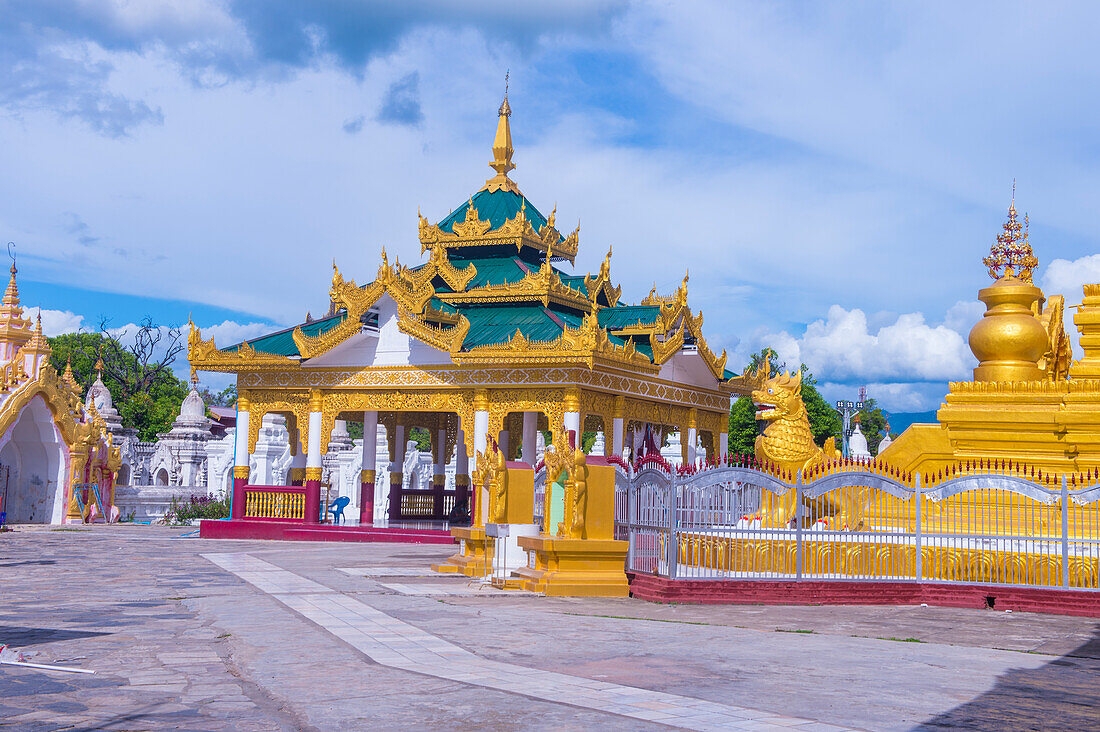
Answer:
[431,526,492,577]
[513,534,629,597]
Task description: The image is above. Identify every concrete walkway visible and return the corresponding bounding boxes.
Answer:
[1,524,1097,730]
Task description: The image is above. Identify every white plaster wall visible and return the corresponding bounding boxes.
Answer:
[657,350,725,391]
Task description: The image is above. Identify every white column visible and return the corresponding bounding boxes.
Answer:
[521,411,538,466]
[498,430,509,460]
[563,412,580,440]
[719,432,729,460]
[306,411,323,471]
[234,406,250,470]
[473,400,489,456]
[435,428,447,474]
[685,427,698,465]
[612,417,625,457]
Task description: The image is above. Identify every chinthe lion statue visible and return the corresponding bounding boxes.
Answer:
[748,369,866,529]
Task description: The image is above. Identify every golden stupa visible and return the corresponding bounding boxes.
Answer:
[880,197,1099,474]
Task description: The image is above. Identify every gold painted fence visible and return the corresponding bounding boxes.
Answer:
[244,488,306,520]
[622,461,1100,590]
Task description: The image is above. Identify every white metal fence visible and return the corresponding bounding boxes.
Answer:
[617,462,1100,591]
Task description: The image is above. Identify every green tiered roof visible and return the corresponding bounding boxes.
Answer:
[219,89,730,385]
[438,189,548,236]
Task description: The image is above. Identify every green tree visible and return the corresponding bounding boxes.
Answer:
[48,322,191,442]
[800,366,842,448]
[727,396,757,457]
[726,349,842,455]
[199,384,237,408]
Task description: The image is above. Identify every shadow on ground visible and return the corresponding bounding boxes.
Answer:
[0,625,112,646]
[916,624,1100,730]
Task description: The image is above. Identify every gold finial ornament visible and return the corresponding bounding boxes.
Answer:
[969,198,1048,382]
[484,72,520,194]
[983,190,1037,283]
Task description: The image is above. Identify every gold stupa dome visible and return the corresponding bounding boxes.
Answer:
[968,196,1047,382]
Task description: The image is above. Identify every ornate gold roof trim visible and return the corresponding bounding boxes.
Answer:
[454,311,656,373]
[418,204,578,264]
[189,321,298,375]
[396,308,470,354]
[410,245,477,292]
[290,256,441,360]
[681,309,728,381]
[651,322,685,366]
[0,363,89,456]
[437,253,591,311]
[583,246,622,306]
[422,301,462,326]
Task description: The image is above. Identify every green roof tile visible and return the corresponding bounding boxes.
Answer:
[459,305,565,348]
[599,305,660,329]
[438,188,548,235]
[225,314,343,358]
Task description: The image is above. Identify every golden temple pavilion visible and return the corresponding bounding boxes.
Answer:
[189,89,754,528]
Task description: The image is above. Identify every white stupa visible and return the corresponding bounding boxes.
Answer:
[590,430,605,456]
[84,362,123,433]
[877,421,893,455]
[848,416,871,460]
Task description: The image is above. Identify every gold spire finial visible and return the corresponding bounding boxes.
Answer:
[983,186,1037,282]
[483,73,519,194]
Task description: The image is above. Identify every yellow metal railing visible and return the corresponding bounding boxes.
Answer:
[245,489,306,520]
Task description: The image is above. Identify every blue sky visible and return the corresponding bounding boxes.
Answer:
[2,2,1100,411]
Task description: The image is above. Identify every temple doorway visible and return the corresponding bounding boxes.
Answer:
[0,395,66,523]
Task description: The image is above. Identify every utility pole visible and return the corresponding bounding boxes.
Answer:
[835,397,864,458]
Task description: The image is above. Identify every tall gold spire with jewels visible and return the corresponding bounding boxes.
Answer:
[968,192,1047,382]
[483,72,520,194]
[0,262,34,363]
[983,186,1037,283]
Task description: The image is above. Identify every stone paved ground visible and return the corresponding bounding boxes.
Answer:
[1,524,1098,731]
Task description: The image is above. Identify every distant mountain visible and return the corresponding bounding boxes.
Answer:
[886,411,938,436]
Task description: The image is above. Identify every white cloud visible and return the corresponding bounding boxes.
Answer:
[942,300,984,336]
[741,305,976,412]
[1042,254,1100,308]
[818,381,946,414]
[771,305,973,383]
[200,320,278,348]
[25,306,85,336]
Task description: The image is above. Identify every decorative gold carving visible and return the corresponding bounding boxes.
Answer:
[1038,294,1071,380]
[397,308,470,354]
[437,250,591,311]
[239,366,732,411]
[583,245,622,306]
[417,245,477,292]
[541,426,574,534]
[452,201,493,238]
[305,467,323,482]
[188,320,296,375]
[234,466,250,479]
[418,201,578,263]
[984,197,1037,282]
[360,469,376,483]
[651,322,685,366]
[247,390,310,454]
[455,311,654,372]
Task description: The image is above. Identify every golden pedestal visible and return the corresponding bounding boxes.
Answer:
[513,534,629,597]
[431,526,492,577]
